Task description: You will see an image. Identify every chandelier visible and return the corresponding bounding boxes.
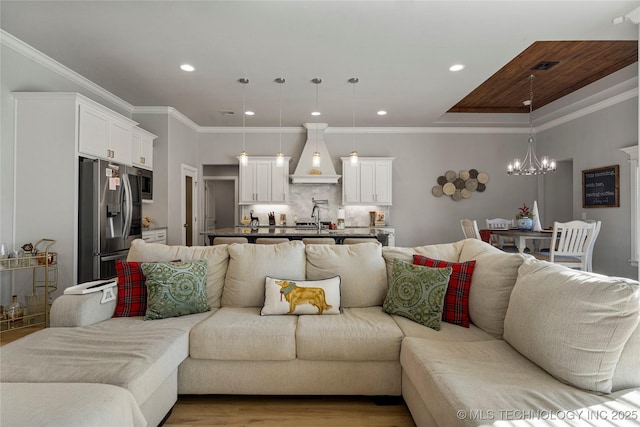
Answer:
[507,75,556,176]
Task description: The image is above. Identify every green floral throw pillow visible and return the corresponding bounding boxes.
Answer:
[383,259,452,330]
[141,260,210,320]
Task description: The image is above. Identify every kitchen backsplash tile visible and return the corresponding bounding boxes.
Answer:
[239,184,390,227]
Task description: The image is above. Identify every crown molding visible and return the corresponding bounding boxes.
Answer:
[198,126,306,134]
[1,29,134,114]
[132,106,201,132]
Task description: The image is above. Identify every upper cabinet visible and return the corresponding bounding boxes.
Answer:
[78,103,137,165]
[131,127,156,170]
[239,157,291,205]
[341,157,394,206]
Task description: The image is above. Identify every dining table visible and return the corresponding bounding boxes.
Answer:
[482,228,555,253]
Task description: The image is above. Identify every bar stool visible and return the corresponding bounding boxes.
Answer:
[302,238,336,245]
[212,237,248,245]
[342,238,379,245]
[255,238,290,245]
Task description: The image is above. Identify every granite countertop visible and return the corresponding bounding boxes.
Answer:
[200,227,389,237]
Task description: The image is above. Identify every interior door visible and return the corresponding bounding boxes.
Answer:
[181,164,197,246]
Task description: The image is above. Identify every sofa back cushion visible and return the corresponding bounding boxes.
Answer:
[504,258,640,394]
[382,241,464,286]
[458,238,525,339]
[306,242,386,307]
[128,239,229,308]
[222,241,306,307]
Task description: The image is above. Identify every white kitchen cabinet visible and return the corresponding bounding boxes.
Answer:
[239,157,290,204]
[12,92,155,287]
[341,157,394,205]
[142,228,167,244]
[78,103,136,165]
[131,127,156,170]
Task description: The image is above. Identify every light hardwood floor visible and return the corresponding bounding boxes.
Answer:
[1,327,416,427]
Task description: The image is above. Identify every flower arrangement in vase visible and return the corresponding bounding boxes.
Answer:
[515,203,534,231]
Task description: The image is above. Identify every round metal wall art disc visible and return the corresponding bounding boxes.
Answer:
[437,176,447,186]
[469,169,479,179]
[477,183,486,192]
[442,182,456,195]
[451,190,463,201]
[459,170,470,180]
[432,185,443,197]
[477,172,489,184]
[461,188,472,198]
[465,179,478,191]
[445,170,457,182]
[453,178,465,189]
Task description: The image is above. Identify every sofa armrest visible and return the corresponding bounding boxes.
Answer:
[50,293,116,327]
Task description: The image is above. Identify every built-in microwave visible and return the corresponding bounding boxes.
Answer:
[140,169,153,200]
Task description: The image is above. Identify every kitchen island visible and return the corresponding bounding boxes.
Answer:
[201,227,390,246]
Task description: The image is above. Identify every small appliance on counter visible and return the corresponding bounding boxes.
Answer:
[337,208,346,230]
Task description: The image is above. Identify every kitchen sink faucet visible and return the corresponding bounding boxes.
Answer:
[311,198,329,231]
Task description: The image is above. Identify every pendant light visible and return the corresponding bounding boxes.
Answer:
[311,78,322,168]
[507,75,556,175]
[239,78,249,167]
[348,77,359,165]
[275,77,285,167]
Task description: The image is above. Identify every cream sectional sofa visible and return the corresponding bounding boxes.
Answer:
[1,238,639,427]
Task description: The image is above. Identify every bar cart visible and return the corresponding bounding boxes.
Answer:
[0,239,58,332]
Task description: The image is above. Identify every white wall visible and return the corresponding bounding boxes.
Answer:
[537,97,638,278]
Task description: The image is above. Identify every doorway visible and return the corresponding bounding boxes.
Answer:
[181,164,197,246]
[204,177,238,233]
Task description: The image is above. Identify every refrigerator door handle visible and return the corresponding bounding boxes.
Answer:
[122,173,133,241]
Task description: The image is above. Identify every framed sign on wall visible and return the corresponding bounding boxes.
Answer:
[582,165,619,208]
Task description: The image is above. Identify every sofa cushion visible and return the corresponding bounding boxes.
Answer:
[261,276,341,315]
[0,312,211,406]
[458,239,525,339]
[305,242,387,307]
[189,307,297,361]
[413,255,476,328]
[128,239,229,308]
[142,260,210,320]
[400,337,640,426]
[504,258,640,393]
[383,259,451,330]
[222,241,306,307]
[114,260,148,317]
[296,307,403,361]
[391,314,495,342]
[382,241,463,286]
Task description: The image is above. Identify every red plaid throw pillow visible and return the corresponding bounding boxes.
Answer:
[114,259,147,317]
[413,255,476,328]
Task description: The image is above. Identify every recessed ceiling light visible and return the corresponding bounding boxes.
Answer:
[449,64,465,72]
[311,111,321,116]
[245,111,255,116]
[180,64,195,72]
[377,110,388,116]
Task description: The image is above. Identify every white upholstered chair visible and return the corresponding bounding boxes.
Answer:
[533,220,600,271]
[460,219,481,240]
[255,238,290,244]
[486,218,515,249]
[212,237,248,245]
[302,238,336,245]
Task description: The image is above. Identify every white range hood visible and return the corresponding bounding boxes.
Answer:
[290,123,341,184]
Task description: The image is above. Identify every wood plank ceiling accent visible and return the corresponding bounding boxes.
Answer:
[449,41,638,114]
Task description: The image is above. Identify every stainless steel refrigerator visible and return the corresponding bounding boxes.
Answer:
[78,157,142,282]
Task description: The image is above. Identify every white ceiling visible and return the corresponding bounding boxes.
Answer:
[1,1,638,127]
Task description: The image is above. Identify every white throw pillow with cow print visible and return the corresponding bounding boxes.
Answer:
[261,276,341,315]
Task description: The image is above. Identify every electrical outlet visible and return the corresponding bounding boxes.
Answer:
[581,212,587,220]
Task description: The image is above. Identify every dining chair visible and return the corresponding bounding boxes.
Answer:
[460,219,481,240]
[533,220,600,271]
[485,218,515,249]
